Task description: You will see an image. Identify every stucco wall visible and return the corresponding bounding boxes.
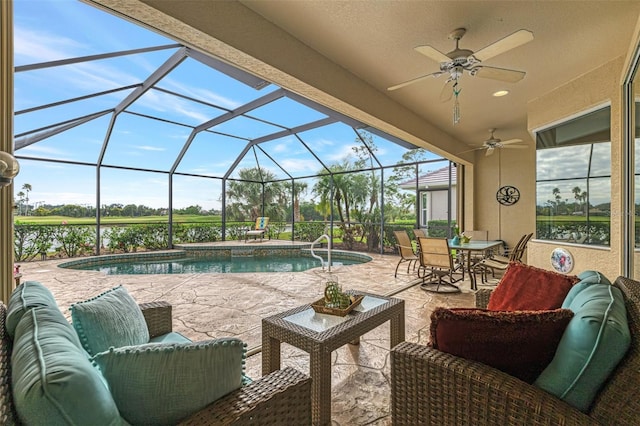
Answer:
[473,57,625,277]
[473,136,536,250]
[524,57,625,278]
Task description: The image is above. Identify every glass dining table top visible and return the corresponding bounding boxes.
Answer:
[448,239,503,250]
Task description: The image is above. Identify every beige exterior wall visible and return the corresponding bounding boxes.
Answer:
[426,188,457,222]
[473,56,627,277]
[472,133,536,250]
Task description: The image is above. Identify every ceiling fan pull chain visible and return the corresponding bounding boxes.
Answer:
[453,82,461,124]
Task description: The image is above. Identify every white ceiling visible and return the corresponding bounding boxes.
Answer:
[238,0,640,150]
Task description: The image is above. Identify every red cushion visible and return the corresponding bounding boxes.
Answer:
[429,307,574,383]
[487,262,579,311]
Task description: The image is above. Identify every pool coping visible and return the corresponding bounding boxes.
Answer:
[57,243,373,270]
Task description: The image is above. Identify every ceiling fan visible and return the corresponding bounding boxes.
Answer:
[387,27,534,101]
[467,128,526,156]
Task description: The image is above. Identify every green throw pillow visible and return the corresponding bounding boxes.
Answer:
[92,338,246,425]
[576,270,611,286]
[6,281,58,339]
[534,282,631,412]
[70,285,149,356]
[11,306,126,425]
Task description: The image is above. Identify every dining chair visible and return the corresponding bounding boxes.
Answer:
[393,230,419,277]
[417,237,460,292]
[490,232,533,264]
[413,229,426,239]
[470,233,533,290]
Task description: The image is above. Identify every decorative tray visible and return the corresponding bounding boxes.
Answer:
[311,295,364,316]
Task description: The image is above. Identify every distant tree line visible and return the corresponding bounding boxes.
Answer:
[14,201,221,218]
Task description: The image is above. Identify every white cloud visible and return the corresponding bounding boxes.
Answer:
[279,158,323,173]
[135,145,166,152]
[14,27,87,64]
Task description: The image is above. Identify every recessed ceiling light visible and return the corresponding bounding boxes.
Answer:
[493,90,510,97]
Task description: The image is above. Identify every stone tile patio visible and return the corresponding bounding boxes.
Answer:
[16,241,494,425]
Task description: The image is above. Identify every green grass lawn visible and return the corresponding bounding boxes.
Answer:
[14,215,223,225]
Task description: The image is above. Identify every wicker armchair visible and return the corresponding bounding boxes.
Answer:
[0,300,311,425]
[390,276,640,425]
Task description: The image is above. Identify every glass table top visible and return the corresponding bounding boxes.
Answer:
[283,295,388,333]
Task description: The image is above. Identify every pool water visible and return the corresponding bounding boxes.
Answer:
[69,255,367,275]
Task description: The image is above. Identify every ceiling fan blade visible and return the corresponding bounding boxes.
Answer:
[485,147,495,156]
[502,145,528,149]
[414,45,451,63]
[500,138,523,146]
[473,66,526,83]
[457,146,487,155]
[472,29,534,62]
[387,71,442,91]
[439,79,455,102]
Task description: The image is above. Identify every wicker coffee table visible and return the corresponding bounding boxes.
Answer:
[262,291,405,425]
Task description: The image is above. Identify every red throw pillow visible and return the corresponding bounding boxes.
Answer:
[487,262,579,311]
[429,307,574,383]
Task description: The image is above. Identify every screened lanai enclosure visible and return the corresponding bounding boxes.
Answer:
[12,1,457,258]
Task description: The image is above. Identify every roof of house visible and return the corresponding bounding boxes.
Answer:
[399,166,457,190]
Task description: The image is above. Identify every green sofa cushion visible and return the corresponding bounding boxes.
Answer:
[6,281,58,339]
[11,306,126,425]
[534,281,631,412]
[70,285,149,356]
[92,338,246,425]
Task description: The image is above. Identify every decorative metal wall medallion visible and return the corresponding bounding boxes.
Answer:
[496,185,520,206]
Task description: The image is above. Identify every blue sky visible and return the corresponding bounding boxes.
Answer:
[12,0,446,211]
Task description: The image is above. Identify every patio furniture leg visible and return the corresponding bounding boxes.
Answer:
[390,311,405,348]
[262,335,281,375]
[310,349,332,425]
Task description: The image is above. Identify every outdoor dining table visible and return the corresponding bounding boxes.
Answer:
[448,239,503,279]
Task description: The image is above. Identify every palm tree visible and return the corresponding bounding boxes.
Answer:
[226,167,287,221]
[16,191,25,216]
[287,181,308,222]
[581,191,589,214]
[313,161,356,225]
[552,187,561,215]
[572,186,582,213]
[22,183,32,216]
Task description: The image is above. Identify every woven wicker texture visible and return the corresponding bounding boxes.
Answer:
[139,301,173,338]
[178,367,311,425]
[0,303,18,425]
[1,299,311,425]
[263,291,405,425]
[391,276,640,426]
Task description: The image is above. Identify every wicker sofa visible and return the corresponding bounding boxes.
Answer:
[0,298,311,425]
[391,275,640,425]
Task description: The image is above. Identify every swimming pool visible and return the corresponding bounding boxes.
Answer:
[59,248,372,275]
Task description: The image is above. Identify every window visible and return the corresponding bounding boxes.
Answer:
[536,107,611,246]
[421,192,428,226]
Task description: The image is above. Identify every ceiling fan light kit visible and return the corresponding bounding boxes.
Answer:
[388,28,533,124]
